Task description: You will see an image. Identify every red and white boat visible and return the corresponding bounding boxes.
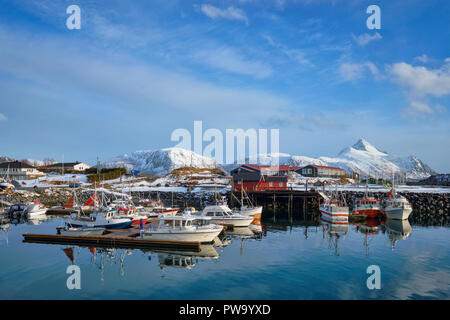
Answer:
[152,207,179,216]
[352,185,382,218]
[319,189,349,225]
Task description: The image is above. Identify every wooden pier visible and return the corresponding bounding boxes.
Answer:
[22,227,202,250]
[230,189,323,221]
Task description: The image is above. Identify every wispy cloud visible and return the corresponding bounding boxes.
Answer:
[199,4,248,24]
[338,62,379,81]
[352,32,382,46]
[0,113,7,121]
[414,54,429,64]
[262,34,311,66]
[193,47,272,79]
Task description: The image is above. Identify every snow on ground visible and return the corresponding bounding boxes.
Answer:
[20,174,88,188]
[290,183,450,194]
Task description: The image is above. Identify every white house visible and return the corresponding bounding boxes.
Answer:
[0,161,45,180]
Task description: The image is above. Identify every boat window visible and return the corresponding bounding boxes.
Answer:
[206,212,214,216]
[215,212,223,216]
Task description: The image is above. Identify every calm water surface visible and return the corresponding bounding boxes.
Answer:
[0,214,449,299]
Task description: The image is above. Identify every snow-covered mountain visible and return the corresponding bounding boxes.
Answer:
[0,156,15,163]
[103,139,436,179]
[102,147,219,175]
[225,138,436,180]
[388,155,436,180]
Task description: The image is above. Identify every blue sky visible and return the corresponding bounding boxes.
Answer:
[0,0,449,172]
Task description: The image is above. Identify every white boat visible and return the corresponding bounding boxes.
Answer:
[319,186,349,224]
[24,202,47,218]
[56,225,106,236]
[0,181,14,190]
[382,196,412,220]
[236,188,263,219]
[240,205,263,219]
[382,175,412,220]
[66,209,133,229]
[141,215,223,243]
[199,204,254,227]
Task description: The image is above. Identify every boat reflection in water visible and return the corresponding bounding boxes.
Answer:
[321,218,348,256]
[384,218,412,250]
[356,218,381,256]
[150,245,219,270]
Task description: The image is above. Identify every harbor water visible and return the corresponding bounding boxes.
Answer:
[0,213,449,299]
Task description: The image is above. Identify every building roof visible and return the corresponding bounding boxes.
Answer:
[0,161,35,169]
[44,162,84,168]
[231,164,302,173]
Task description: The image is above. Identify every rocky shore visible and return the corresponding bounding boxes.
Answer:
[1,188,448,225]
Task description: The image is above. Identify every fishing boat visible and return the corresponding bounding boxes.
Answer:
[2,203,27,218]
[108,200,149,226]
[352,184,381,218]
[381,175,412,220]
[56,225,106,236]
[0,179,14,190]
[24,202,47,218]
[319,186,349,224]
[236,186,262,219]
[141,215,223,243]
[66,210,133,229]
[199,203,254,227]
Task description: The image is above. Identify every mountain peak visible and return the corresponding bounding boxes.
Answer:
[338,138,387,156]
[352,138,376,151]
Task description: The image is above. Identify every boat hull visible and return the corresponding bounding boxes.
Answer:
[131,218,148,226]
[57,227,105,236]
[383,207,412,220]
[26,209,47,218]
[320,208,349,223]
[68,220,132,229]
[353,209,381,218]
[142,229,222,243]
[240,206,262,219]
[210,217,254,227]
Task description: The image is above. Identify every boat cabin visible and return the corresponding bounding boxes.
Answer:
[202,205,233,217]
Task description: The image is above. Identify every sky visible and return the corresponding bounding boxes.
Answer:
[0,0,449,172]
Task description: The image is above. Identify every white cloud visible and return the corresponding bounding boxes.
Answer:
[338,62,379,81]
[199,4,248,24]
[352,32,382,46]
[0,113,7,121]
[388,61,450,97]
[193,47,272,79]
[414,54,429,64]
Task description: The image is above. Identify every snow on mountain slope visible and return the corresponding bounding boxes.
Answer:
[104,139,436,179]
[102,148,219,175]
[389,155,436,180]
[0,156,15,163]
[224,138,435,180]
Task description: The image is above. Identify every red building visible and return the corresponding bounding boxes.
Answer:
[231,164,300,191]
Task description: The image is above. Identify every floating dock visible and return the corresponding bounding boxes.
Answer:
[22,227,202,250]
